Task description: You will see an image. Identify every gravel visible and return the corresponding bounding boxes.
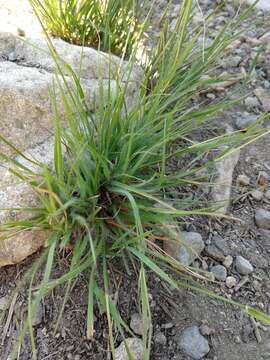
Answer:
[226,276,237,289]
[164,231,205,266]
[178,325,210,360]
[234,113,258,130]
[235,256,254,275]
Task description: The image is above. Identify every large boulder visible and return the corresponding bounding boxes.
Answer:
[0,33,142,266]
[0,138,54,266]
[0,34,141,157]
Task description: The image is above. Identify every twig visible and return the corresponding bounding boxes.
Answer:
[2,291,18,345]
[250,317,262,343]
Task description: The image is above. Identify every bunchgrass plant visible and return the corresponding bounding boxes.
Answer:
[1,0,270,358]
[30,0,144,57]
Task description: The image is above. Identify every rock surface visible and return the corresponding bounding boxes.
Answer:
[130,313,143,336]
[235,256,254,275]
[255,209,270,230]
[0,34,141,157]
[115,338,144,360]
[178,325,210,360]
[226,276,237,289]
[0,33,141,267]
[0,230,50,267]
[234,113,258,130]
[164,231,205,266]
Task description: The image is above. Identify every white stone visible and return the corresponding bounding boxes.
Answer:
[164,231,205,266]
[115,338,144,360]
[226,276,237,289]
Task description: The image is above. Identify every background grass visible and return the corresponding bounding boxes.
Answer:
[30,0,144,57]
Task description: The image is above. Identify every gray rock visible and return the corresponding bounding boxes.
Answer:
[226,276,237,288]
[212,235,229,256]
[115,338,144,360]
[11,37,142,83]
[259,229,270,242]
[205,245,225,262]
[164,231,205,266]
[255,209,270,230]
[178,326,210,360]
[0,62,134,158]
[154,332,167,346]
[0,35,141,157]
[244,96,260,109]
[235,256,254,275]
[130,313,143,336]
[0,34,141,267]
[211,265,227,281]
[234,113,258,130]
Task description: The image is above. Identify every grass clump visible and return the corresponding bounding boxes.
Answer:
[1,0,270,358]
[30,0,144,57]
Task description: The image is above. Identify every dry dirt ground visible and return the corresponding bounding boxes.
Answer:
[1,1,270,359]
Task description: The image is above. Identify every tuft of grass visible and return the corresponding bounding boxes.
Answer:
[1,0,270,358]
[30,0,144,58]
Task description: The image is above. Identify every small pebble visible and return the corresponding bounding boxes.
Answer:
[154,332,167,346]
[211,265,227,281]
[237,174,250,186]
[178,326,210,360]
[130,313,143,336]
[255,209,270,230]
[226,276,237,288]
[235,256,254,275]
[244,96,260,109]
[250,190,263,201]
[223,255,233,268]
